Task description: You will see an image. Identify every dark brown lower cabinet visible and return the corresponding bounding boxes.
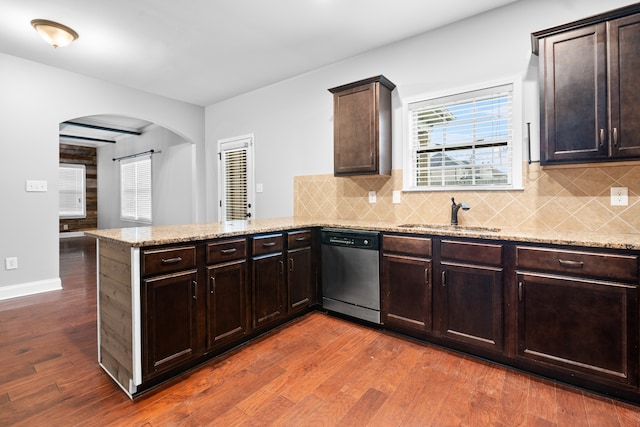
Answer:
[381,234,432,336]
[440,262,503,352]
[517,272,638,387]
[382,253,432,335]
[287,246,313,312]
[206,259,247,350]
[437,240,504,354]
[252,234,286,329]
[142,270,198,379]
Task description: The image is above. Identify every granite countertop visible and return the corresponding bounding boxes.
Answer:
[84,217,640,251]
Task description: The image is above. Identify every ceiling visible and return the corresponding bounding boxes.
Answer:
[1,0,519,108]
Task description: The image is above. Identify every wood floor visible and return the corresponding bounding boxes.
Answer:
[2,237,640,426]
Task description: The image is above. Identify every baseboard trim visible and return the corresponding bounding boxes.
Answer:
[0,278,62,300]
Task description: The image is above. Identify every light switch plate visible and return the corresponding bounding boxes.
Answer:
[26,180,47,192]
[392,190,402,204]
[611,187,628,206]
[256,183,264,193]
[5,257,18,270]
[368,191,376,203]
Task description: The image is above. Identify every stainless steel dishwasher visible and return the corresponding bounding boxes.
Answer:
[321,228,381,324]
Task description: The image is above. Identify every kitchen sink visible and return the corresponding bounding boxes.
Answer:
[398,224,501,233]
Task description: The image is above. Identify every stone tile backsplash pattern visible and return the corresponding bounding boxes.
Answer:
[294,163,640,233]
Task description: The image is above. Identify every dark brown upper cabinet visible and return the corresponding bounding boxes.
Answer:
[328,75,395,176]
[533,4,640,165]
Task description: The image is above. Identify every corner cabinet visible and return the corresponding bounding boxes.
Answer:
[328,75,395,176]
[533,4,640,165]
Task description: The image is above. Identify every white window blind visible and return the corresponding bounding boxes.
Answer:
[59,164,86,218]
[120,156,152,223]
[407,83,516,190]
[222,147,248,220]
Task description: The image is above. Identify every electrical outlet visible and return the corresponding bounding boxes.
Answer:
[5,257,18,270]
[611,187,628,206]
[368,191,376,203]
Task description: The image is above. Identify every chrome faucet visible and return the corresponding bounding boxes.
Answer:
[451,197,470,225]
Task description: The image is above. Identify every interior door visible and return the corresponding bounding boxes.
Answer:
[218,134,255,220]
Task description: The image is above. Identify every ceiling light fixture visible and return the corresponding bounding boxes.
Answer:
[31,19,79,48]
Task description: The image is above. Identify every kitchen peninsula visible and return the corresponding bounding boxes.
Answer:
[88,218,640,403]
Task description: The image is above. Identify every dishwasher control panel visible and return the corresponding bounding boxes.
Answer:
[320,229,379,250]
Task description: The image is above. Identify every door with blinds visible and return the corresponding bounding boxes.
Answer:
[218,134,254,221]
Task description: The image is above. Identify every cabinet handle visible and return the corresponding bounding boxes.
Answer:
[161,257,182,264]
[518,281,523,302]
[220,248,237,255]
[424,268,429,285]
[262,242,276,248]
[558,259,584,269]
[599,129,605,147]
[370,152,374,165]
[441,271,446,287]
[613,127,618,146]
[192,281,198,300]
[289,258,295,272]
[210,276,215,294]
[279,260,284,275]
[295,237,307,242]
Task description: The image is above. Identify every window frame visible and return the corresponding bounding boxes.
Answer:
[59,163,86,219]
[120,155,152,224]
[402,77,523,192]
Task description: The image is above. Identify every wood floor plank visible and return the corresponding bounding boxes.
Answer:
[1,236,639,426]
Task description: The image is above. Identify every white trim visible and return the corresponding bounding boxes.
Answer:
[0,277,62,300]
[402,75,524,192]
[131,247,142,388]
[96,239,101,363]
[59,231,86,239]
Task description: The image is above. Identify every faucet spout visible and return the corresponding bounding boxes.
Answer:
[451,197,470,225]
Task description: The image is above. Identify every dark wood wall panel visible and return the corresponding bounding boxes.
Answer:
[59,143,98,232]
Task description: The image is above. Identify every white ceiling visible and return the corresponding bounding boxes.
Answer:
[1,0,519,108]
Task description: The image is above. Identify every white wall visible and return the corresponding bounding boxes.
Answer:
[98,125,195,229]
[0,53,204,299]
[204,0,637,221]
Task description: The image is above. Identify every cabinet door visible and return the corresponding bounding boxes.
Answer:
[440,263,503,352]
[207,260,247,350]
[287,247,313,313]
[252,253,286,329]
[609,13,640,158]
[517,273,638,386]
[333,82,378,175]
[142,270,198,379]
[540,24,608,164]
[382,253,431,335]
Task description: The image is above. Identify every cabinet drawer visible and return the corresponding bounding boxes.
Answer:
[441,240,502,266]
[288,230,312,250]
[142,245,197,276]
[207,238,247,264]
[516,246,638,281]
[383,235,431,257]
[252,234,284,256]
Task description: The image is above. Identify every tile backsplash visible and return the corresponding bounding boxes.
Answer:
[294,163,640,233]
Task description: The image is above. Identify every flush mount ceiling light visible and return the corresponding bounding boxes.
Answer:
[31,19,79,48]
